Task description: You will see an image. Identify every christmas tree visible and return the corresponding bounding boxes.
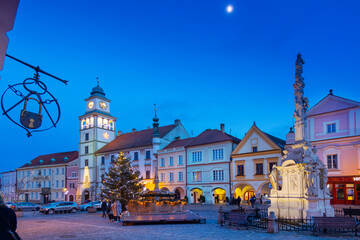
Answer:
[101,152,144,207]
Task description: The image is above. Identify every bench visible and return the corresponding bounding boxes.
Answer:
[344,208,360,217]
[220,211,249,229]
[313,217,360,236]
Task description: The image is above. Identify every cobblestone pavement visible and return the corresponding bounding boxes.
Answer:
[16,205,358,240]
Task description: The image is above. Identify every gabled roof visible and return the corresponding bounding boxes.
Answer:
[264,133,286,149]
[18,151,78,169]
[307,93,360,117]
[232,123,285,154]
[163,137,195,150]
[186,129,240,148]
[95,124,177,154]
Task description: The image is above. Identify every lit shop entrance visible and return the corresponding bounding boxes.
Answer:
[328,176,360,205]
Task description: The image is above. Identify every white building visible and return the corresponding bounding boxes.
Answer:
[16,151,78,203]
[186,124,240,204]
[95,117,190,194]
[0,171,16,202]
[230,123,285,202]
[158,138,194,199]
[77,83,117,203]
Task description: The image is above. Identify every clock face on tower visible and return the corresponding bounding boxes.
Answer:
[99,101,107,110]
[88,101,94,109]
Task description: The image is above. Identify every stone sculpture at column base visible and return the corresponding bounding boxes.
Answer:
[268,158,334,219]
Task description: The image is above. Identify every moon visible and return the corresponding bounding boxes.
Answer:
[226,4,234,13]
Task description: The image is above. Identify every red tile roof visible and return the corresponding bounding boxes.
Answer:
[95,124,177,154]
[18,151,78,169]
[186,129,240,147]
[163,138,195,150]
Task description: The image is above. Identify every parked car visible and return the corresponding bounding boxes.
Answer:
[5,202,14,208]
[79,201,101,211]
[14,202,41,211]
[40,201,79,215]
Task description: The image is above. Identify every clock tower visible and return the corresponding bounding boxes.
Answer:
[77,82,116,204]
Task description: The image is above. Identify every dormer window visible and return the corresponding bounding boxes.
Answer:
[327,123,336,133]
[252,146,258,153]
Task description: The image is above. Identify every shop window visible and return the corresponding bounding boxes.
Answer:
[327,154,338,169]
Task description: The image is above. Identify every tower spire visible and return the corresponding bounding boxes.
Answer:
[153,104,159,137]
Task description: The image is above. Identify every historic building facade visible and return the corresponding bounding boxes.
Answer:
[0,171,16,202]
[65,158,79,202]
[158,138,194,199]
[294,90,360,205]
[186,125,240,204]
[230,123,285,202]
[95,117,190,196]
[77,83,117,204]
[16,151,78,203]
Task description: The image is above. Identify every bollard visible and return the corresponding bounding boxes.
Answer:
[218,206,223,225]
[267,211,278,233]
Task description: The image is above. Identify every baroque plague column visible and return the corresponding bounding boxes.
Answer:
[268,54,334,218]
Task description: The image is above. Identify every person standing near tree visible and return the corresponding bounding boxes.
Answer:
[116,200,122,222]
[112,200,118,222]
[101,199,107,218]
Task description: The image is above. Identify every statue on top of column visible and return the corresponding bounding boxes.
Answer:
[293,53,309,124]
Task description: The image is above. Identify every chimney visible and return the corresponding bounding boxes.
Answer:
[117,131,122,137]
[132,128,136,133]
[174,119,180,126]
[220,123,225,133]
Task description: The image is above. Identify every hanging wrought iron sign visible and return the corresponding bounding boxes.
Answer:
[1,54,68,137]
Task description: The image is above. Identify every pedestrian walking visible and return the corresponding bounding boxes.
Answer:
[237,196,241,208]
[101,200,107,218]
[250,196,256,208]
[0,196,21,240]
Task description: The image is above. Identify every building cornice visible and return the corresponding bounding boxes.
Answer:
[231,149,282,158]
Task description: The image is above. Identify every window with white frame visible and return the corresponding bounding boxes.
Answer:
[178,155,183,165]
[212,149,224,160]
[56,180,59,188]
[169,172,174,182]
[327,123,336,133]
[72,172,77,178]
[169,157,174,166]
[213,170,224,181]
[160,158,165,167]
[43,169,46,176]
[192,171,202,182]
[178,172,184,182]
[160,173,165,182]
[327,154,338,169]
[192,151,202,162]
[55,192,58,199]
[61,180,64,187]
[61,168,65,175]
[48,169,51,175]
[56,168,59,175]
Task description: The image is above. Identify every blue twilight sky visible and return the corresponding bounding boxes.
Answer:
[0,0,359,172]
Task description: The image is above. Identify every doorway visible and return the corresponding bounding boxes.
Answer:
[69,195,74,202]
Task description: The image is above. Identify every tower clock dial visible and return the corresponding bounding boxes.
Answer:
[88,101,94,109]
[99,101,107,109]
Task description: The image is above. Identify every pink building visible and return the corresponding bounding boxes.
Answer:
[66,159,79,202]
[287,90,360,205]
